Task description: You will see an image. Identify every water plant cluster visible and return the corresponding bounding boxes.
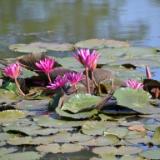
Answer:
[0,39,160,159]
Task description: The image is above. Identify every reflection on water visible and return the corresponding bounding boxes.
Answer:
[0,0,160,57]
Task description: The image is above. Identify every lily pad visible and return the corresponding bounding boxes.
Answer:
[75,39,129,49]
[0,110,26,123]
[92,146,142,155]
[29,42,74,51]
[0,148,17,157]
[9,43,46,53]
[34,115,84,128]
[56,106,98,119]
[81,121,107,136]
[61,94,102,114]
[113,88,160,114]
[0,151,42,160]
[52,131,92,143]
[152,126,160,145]
[36,143,83,154]
[139,149,160,160]
[104,127,128,138]
[80,135,120,146]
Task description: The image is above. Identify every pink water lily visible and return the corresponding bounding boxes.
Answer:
[35,57,55,83]
[3,62,25,96]
[4,62,21,79]
[74,49,100,94]
[47,75,68,90]
[125,79,144,89]
[65,72,83,86]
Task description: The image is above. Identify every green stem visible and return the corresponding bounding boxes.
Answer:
[15,78,25,96]
[85,67,90,94]
[47,73,52,83]
[91,71,98,88]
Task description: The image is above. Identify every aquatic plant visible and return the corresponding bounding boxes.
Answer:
[3,62,25,96]
[65,72,83,90]
[74,49,100,94]
[35,58,55,83]
[125,79,144,89]
[47,75,68,90]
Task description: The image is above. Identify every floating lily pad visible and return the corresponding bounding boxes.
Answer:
[139,149,160,160]
[81,121,107,136]
[152,126,160,145]
[113,88,160,114]
[75,39,129,49]
[80,135,120,146]
[9,44,47,53]
[21,67,38,78]
[0,110,26,123]
[16,99,49,111]
[61,94,102,114]
[36,143,83,154]
[52,131,92,143]
[92,146,142,155]
[29,42,74,51]
[0,147,17,157]
[7,135,55,145]
[56,106,98,119]
[34,115,84,128]
[104,127,128,138]
[120,155,145,160]
[0,151,42,160]
[56,57,82,71]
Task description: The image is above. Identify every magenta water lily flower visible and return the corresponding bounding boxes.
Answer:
[35,57,55,83]
[47,75,68,90]
[65,72,83,86]
[4,62,21,79]
[3,62,25,96]
[74,49,100,94]
[125,79,144,89]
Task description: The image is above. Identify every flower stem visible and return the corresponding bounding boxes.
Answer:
[85,67,90,94]
[47,73,52,83]
[91,71,98,88]
[15,78,25,96]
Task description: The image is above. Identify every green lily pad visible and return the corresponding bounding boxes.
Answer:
[9,43,46,53]
[56,57,82,71]
[0,148,17,157]
[0,110,26,123]
[120,155,145,160]
[21,67,38,78]
[152,126,160,145]
[29,42,74,51]
[139,149,160,160]
[56,106,98,119]
[61,94,102,114]
[75,39,129,49]
[52,131,92,143]
[80,135,120,146]
[92,146,142,155]
[81,121,107,136]
[7,135,56,145]
[36,143,84,154]
[104,127,128,138]
[34,115,84,128]
[0,151,42,160]
[113,88,160,114]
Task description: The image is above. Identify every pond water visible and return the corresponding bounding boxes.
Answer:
[0,0,160,58]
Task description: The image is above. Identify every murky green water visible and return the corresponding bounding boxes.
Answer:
[0,0,160,58]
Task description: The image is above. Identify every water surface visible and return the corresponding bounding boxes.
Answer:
[0,0,160,58]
